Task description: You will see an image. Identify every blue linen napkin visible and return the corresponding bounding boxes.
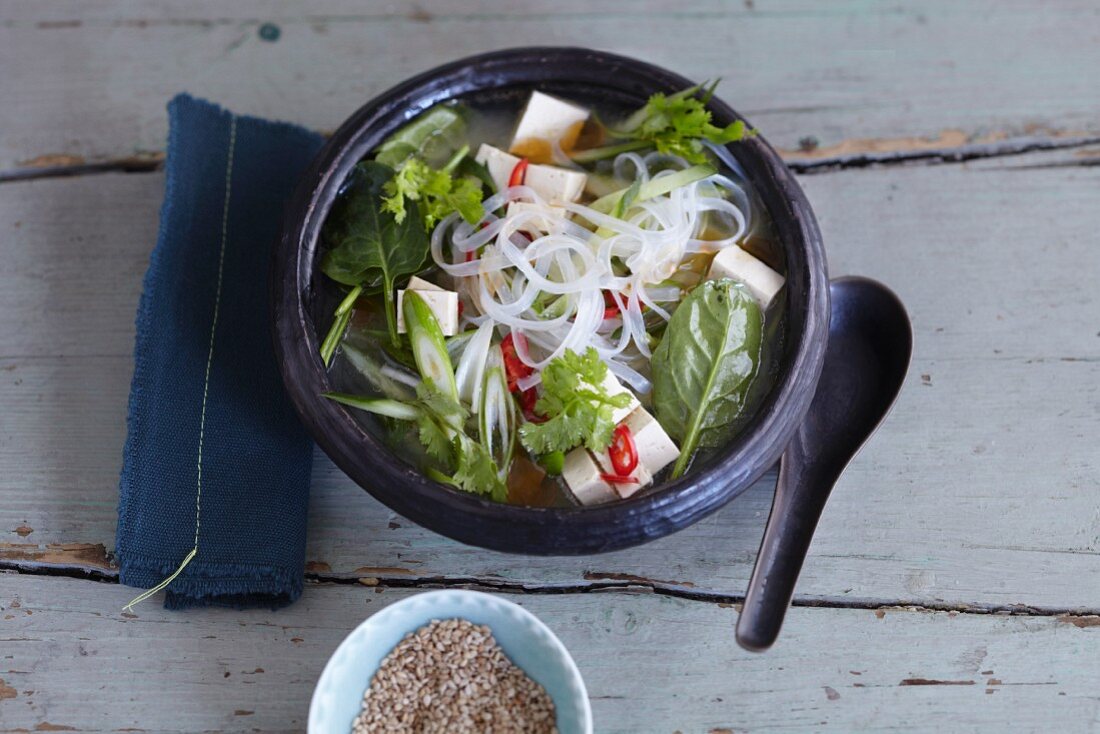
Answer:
[116,94,324,609]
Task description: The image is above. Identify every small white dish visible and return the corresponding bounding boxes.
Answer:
[308,589,593,733]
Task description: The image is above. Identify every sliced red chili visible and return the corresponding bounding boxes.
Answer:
[608,424,639,476]
[602,290,621,321]
[508,158,530,188]
[600,473,639,485]
[500,333,533,393]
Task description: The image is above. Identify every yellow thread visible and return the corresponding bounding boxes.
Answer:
[125,116,237,613]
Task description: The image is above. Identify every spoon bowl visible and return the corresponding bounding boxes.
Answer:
[736,276,913,651]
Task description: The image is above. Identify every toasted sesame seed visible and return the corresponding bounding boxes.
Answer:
[351,618,557,734]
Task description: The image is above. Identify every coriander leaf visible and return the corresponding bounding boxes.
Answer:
[610,82,754,165]
[320,160,429,347]
[453,438,509,502]
[324,381,509,500]
[519,348,634,454]
[381,156,484,231]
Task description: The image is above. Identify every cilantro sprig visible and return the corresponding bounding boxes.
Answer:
[325,384,507,502]
[381,148,484,230]
[573,82,753,165]
[519,348,634,455]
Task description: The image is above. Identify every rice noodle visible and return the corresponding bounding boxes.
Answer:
[430,151,752,391]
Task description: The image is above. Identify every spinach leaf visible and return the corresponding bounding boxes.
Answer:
[651,279,763,478]
[320,161,429,347]
[374,105,467,168]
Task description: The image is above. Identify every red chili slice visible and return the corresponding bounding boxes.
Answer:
[602,291,621,321]
[600,473,639,485]
[608,424,639,476]
[508,158,530,187]
[500,333,533,393]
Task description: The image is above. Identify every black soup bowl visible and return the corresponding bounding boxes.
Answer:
[273,47,829,555]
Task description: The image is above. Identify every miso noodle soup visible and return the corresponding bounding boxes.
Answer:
[319,83,786,508]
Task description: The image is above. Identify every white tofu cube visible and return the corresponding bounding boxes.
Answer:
[620,407,680,477]
[510,91,590,149]
[562,447,618,506]
[506,201,568,235]
[475,144,587,204]
[406,275,442,292]
[707,246,786,309]
[397,286,459,336]
[596,371,640,424]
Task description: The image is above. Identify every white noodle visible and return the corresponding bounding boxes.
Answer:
[430,151,752,390]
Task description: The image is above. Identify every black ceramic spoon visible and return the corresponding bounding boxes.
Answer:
[736,277,913,651]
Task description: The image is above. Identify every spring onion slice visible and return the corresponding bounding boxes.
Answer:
[454,319,495,412]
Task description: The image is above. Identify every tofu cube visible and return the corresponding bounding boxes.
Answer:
[562,448,618,506]
[475,144,587,204]
[397,280,459,336]
[510,91,590,150]
[706,246,786,309]
[596,370,640,424]
[406,275,442,292]
[620,407,680,477]
[506,201,568,235]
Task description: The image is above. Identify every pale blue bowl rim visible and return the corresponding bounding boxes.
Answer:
[308,589,593,733]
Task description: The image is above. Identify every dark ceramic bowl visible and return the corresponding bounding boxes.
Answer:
[273,47,829,555]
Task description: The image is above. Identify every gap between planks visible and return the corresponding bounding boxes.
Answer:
[4,561,1100,624]
[2,133,1099,184]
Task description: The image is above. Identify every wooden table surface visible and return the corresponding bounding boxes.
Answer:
[3,2,1099,732]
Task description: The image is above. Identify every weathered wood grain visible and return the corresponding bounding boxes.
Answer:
[2,573,1099,733]
[2,0,1100,174]
[3,150,1100,611]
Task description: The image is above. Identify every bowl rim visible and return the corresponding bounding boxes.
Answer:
[273,46,829,554]
[307,589,593,733]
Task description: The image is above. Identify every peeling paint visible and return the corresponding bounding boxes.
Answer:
[16,153,86,168]
[583,571,695,588]
[352,566,416,576]
[1058,614,1100,628]
[779,127,1094,161]
[0,542,112,570]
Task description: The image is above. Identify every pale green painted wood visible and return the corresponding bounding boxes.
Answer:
[3,147,1099,611]
[2,573,1099,733]
[2,0,1100,173]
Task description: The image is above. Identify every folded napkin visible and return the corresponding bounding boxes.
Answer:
[116,94,324,609]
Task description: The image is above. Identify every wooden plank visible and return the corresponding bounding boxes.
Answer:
[2,150,1100,610]
[2,573,1099,733]
[3,0,1100,174]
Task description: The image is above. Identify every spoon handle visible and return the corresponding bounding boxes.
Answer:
[735,436,836,651]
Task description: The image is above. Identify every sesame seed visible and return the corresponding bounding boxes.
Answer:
[351,618,558,734]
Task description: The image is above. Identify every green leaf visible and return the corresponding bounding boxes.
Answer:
[453,438,509,502]
[374,105,468,168]
[382,156,485,231]
[320,161,430,346]
[519,348,634,455]
[651,279,763,478]
[606,82,754,165]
